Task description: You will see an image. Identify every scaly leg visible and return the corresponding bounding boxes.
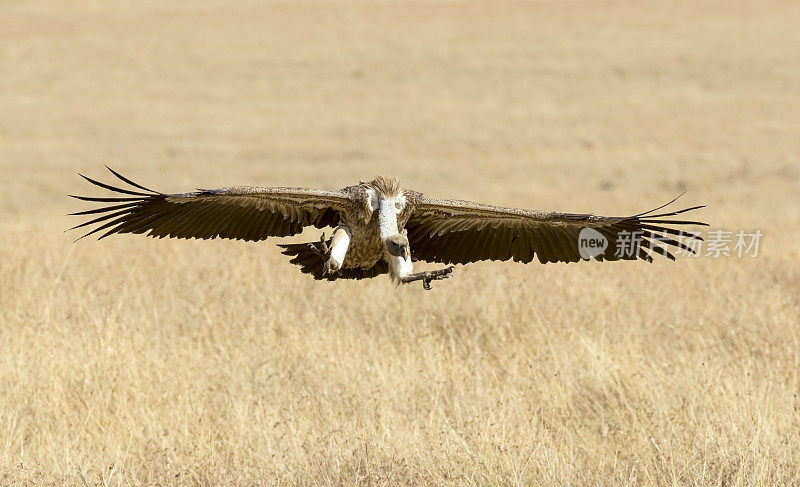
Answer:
[400,266,455,290]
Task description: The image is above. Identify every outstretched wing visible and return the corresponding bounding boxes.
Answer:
[69,167,350,241]
[405,194,708,265]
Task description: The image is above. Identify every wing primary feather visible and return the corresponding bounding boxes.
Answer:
[641,239,676,261]
[68,202,140,216]
[97,222,131,240]
[76,214,135,241]
[123,210,174,236]
[68,208,135,231]
[105,166,162,194]
[637,246,654,263]
[640,205,706,219]
[639,218,709,226]
[69,195,143,203]
[640,230,697,254]
[633,191,687,217]
[640,224,703,241]
[78,174,154,197]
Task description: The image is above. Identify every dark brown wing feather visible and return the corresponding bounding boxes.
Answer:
[68,167,349,241]
[405,195,708,265]
[278,239,388,281]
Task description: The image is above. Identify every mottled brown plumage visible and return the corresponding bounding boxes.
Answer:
[70,167,708,289]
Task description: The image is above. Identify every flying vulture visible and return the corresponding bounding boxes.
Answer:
[69,167,707,289]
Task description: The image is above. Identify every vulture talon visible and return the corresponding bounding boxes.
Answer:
[308,232,330,258]
[415,266,454,290]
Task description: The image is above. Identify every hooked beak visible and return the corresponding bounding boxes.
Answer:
[386,235,410,260]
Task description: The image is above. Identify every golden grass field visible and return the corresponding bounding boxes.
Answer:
[2,0,799,485]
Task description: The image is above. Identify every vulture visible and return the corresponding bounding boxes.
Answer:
[69,167,707,289]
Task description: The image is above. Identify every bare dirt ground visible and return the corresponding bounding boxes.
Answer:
[1,0,799,484]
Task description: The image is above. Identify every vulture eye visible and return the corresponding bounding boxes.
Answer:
[395,201,402,210]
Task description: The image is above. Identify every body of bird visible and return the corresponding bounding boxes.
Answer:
[70,168,708,290]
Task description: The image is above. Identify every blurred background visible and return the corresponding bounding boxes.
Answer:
[1,0,798,484]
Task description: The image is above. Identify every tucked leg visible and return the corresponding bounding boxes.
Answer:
[323,226,352,274]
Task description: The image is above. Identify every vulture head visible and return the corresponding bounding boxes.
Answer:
[364,176,408,246]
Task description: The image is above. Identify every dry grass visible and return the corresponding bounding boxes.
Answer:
[2,0,800,485]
